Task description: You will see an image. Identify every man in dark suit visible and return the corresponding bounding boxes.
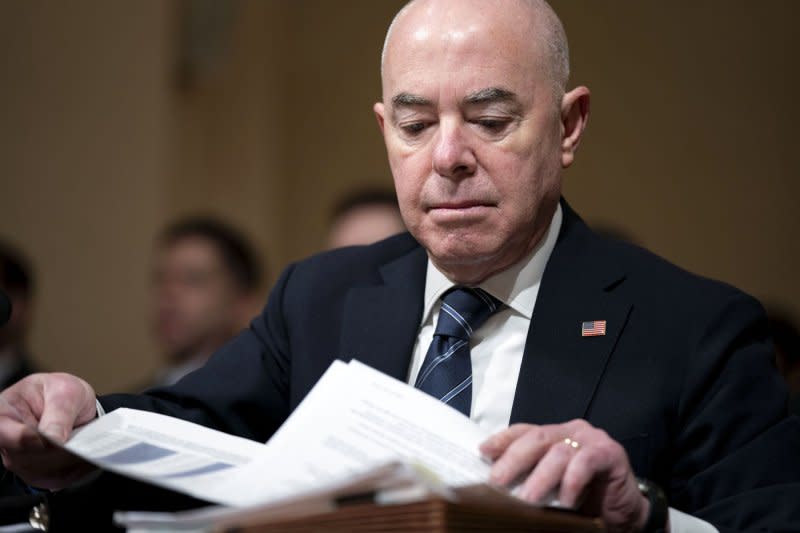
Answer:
[144,216,263,389]
[0,1,797,531]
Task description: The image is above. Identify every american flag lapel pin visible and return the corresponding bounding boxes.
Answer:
[581,320,607,337]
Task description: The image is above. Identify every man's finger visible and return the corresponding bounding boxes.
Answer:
[559,431,633,510]
[558,444,598,508]
[37,374,95,443]
[0,394,37,428]
[0,420,45,453]
[0,383,44,449]
[488,426,554,486]
[480,423,538,459]
[517,438,576,503]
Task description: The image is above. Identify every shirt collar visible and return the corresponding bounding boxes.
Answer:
[155,356,208,387]
[421,203,562,323]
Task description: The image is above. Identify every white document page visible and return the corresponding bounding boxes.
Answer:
[56,359,499,509]
[214,360,493,506]
[61,407,269,504]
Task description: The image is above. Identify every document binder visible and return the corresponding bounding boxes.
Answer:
[219,486,605,533]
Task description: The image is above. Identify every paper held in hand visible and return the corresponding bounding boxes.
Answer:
[50,360,580,531]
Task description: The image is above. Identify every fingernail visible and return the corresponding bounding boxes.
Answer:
[42,424,65,442]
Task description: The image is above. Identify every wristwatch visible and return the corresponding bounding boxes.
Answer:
[636,478,668,533]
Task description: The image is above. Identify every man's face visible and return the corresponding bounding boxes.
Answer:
[152,237,241,362]
[375,0,578,283]
[327,204,406,249]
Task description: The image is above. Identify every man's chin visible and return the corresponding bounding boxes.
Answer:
[426,244,506,284]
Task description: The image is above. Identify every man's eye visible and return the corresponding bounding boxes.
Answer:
[400,122,428,135]
[476,119,509,133]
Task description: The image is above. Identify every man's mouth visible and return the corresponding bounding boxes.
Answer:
[427,201,495,222]
[428,200,493,210]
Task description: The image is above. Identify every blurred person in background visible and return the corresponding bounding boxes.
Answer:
[0,243,37,497]
[0,243,37,391]
[327,188,406,248]
[769,309,800,415]
[146,217,262,388]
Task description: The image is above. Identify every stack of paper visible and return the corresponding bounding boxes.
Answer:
[50,360,595,531]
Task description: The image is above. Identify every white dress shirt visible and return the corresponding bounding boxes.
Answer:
[407,204,562,434]
[406,203,716,533]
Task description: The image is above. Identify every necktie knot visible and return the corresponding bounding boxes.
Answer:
[435,287,501,341]
[415,286,502,416]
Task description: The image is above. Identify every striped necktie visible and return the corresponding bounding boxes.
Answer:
[415,287,501,417]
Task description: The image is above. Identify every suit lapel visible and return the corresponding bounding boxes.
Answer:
[336,202,632,420]
[510,202,632,425]
[338,245,427,381]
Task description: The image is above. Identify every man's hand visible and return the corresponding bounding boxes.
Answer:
[480,419,652,533]
[0,372,98,489]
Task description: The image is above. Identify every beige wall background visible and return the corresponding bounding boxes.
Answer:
[0,1,797,392]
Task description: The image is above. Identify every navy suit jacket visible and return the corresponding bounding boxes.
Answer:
[102,200,800,531]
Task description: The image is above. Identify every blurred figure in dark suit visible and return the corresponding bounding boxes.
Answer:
[146,217,262,388]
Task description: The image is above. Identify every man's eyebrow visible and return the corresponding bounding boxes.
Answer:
[391,92,432,107]
[463,87,519,105]
[390,88,520,110]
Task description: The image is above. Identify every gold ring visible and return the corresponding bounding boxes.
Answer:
[563,437,581,450]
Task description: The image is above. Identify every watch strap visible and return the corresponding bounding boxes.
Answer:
[637,477,668,533]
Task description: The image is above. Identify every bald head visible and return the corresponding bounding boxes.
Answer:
[381,0,569,100]
[373,0,589,284]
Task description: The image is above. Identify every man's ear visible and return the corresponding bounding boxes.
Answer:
[374,102,387,134]
[560,86,590,168]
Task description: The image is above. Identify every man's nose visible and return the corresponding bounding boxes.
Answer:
[432,121,476,179]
